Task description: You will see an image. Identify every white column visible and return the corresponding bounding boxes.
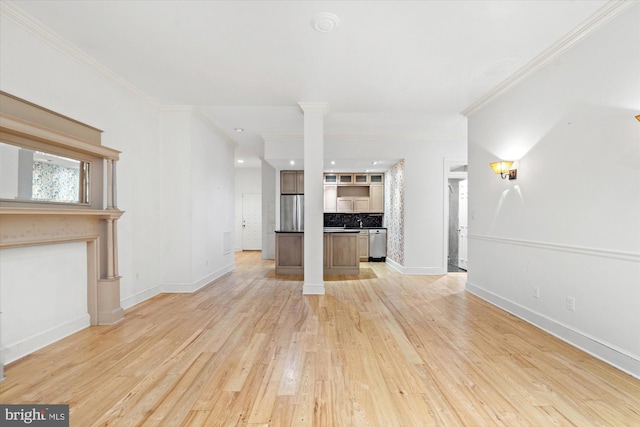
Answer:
[106,159,114,209]
[298,102,327,295]
[106,218,115,279]
[112,160,118,209]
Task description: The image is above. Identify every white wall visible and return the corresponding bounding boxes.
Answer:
[234,168,262,251]
[159,111,193,287]
[0,242,88,364]
[159,111,236,292]
[261,160,277,259]
[466,4,640,377]
[0,10,236,361]
[190,114,236,287]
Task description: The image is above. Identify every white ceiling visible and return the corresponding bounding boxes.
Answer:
[7,0,609,170]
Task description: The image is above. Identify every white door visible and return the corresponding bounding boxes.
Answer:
[242,193,262,250]
[458,179,468,270]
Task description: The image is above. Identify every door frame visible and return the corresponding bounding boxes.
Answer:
[457,178,468,270]
[241,193,262,251]
[443,158,468,272]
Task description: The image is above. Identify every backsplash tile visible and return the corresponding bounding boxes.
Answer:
[324,213,383,228]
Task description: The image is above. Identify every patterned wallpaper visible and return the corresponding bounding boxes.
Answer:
[385,160,405,266]
[32,161,80,202]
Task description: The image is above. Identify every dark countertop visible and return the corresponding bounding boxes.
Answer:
[327,227,387,230]
[275,229,362,233]
[323,228,361,233]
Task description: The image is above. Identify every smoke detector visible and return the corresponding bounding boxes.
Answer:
[312,13,340,33]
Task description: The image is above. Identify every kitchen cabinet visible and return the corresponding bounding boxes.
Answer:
[354,173,369,184]
[325,232,360,274]
[369,173,384,184]
[338,174,354,184]
[354,197,370,212]
[336,197,354,212]
[359,230,369,261]
[275,230,359,275]
[281,170,304,194]
[275,232,304,274]
[322,172,385,213]
[336,196,370,213]
[324,185,337,212]
[369,185,384,212]
[323,173,337,184]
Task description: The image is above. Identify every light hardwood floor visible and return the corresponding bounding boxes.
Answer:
[1,251,639,426]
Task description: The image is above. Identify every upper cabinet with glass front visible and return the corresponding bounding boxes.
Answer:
[369,173,384,184]
[353,173,369,184]
[323,173,337,184]
[323,172,385,213]
[338,173,354,184]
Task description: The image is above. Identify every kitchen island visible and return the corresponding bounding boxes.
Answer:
[275,229,360,275]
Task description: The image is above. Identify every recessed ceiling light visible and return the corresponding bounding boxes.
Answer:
[290,160,295,165]
[237,159,244,164]
[234,128,244,132]
[312,12,340,33]
[331,161,335,165]
[372,161,378,165]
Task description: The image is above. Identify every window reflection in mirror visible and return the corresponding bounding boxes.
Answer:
[0,141,90,204]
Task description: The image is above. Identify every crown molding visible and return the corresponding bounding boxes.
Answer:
[192,108,238,148]
[461,0,637,117]
[298,102,329,114]
[1,1,161,109]
[2,2,239,147]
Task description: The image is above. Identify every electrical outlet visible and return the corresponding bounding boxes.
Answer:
[566,296,576,311]
[533,286,540,298]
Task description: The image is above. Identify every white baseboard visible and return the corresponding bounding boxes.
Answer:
[121,285,162,310]
[466,280,640,379]
[162,262,235,293]
[303,282,325,295]
[385,258,403,273]
[121,263,236,307]
[385,258,446,275]
[1,314,90,365]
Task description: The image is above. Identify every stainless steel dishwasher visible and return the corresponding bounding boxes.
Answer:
[368,228,387,262]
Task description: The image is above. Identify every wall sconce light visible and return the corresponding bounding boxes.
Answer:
[490,161,517,180]
[636,114,640,122]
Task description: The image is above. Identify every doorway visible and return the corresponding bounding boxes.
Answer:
[445,161,468,272]
[242,193,262,250]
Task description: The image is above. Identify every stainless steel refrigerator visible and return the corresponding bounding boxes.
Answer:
[280,195,304,231]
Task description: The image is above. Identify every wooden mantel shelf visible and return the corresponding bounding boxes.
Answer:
[0,207,124,218]
[0,207,124,249]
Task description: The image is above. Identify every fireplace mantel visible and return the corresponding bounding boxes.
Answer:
[0,92,125,330]
[1,207,123,248]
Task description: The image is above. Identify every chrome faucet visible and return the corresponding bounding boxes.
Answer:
[357,218,363,228]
